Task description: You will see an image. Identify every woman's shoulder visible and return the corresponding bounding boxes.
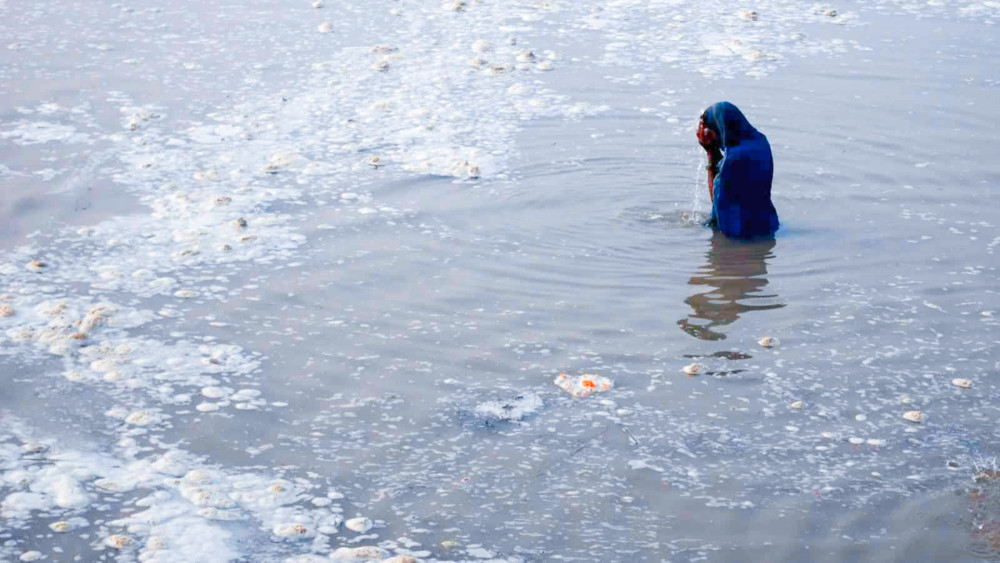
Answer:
[730,134,771,158]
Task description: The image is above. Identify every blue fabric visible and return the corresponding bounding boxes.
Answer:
[703,102,779,238]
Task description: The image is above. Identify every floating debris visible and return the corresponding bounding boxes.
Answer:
[740,10,758,21]
[681,363,703,376]
[471,39,492,52]
[0,304,13,317]
[489,63,512,74]
[902,410,922,423]
[19,551,42,562]
[126,112,151,131]
[27,260,46,271]
[535,60,554,71]
[344,516,373,533]
[22,441,45,453]
[366,155,383,168]
[553,373,613,398]
[758,336,778,348]
[442,0,465,11]
[469,57,487,68]
[317,22,332,33]
[105,534,131,550]
[312,0,323,7]
[516,49,536,62]
[975,470,1000,482]
[79,307,110,332]
[790,400,803,410]
[823,8,837,17]
[49,521,72,532]
[234,217,248,230]
[373,59,390,72]
[951,378,972,389]
[370,44,396,54]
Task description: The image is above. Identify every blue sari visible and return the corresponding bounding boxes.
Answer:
[704,102,779,238]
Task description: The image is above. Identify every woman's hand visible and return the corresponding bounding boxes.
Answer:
[697,119,720,153]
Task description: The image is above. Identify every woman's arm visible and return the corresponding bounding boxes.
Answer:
[697,118,722,200]
[706,149,722,200]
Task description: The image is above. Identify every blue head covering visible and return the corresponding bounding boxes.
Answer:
[703,102,779,238]
[703,101,758,149]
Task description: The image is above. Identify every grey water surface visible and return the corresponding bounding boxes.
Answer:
[1,1,999,562]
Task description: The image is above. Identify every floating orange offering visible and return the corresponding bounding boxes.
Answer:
[554,372,613,398]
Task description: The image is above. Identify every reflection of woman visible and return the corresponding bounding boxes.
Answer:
[677,232,783,340]
[697,101,779,238]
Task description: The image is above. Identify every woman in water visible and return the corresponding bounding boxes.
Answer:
[697,101,779,238]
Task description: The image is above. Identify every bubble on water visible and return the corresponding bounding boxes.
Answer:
[516,49,536,62]
[201,386,228,399]
[344,516,373,533]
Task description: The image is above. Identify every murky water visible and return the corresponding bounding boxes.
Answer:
[2,1,999,561]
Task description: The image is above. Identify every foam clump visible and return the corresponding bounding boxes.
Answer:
[553,373,613,398]
[330,546,390,561]
[344,516,373,533]
[474,393,543,421]
[272,521,314,539]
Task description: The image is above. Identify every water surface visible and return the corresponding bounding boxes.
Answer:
[1,1,999,561]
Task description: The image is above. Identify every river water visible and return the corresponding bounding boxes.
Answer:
[1,1,999,561]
